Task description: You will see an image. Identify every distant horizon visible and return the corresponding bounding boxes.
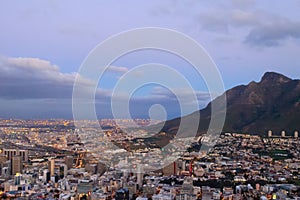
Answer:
[0,70,297,120]
[1,116,299,136]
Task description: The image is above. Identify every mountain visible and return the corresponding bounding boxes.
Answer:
[154,72,300,137]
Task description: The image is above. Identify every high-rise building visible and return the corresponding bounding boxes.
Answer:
[0,155,7,176]
[48,158,55,177]
[59,164,68,179]
[137,165,143,189]
[294,131,298,138]
[2,149,28,176]
[43,169,50,183]
[2,149,28,162]
[281,131,286,137]
[11,156,22,176]
[65,156,73,169]
[268,130,272,137]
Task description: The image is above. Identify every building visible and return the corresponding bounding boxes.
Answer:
[181,177,193,194]
[115,188,129,200]
[11,156,22,176]
[43,169,50,183]
[2,149,28,162]
[59,164,68,179]
[77,180,93,199]
[14,173,22,185]
[281,131,286,137]
[1,166,10,177]
[0,155,7,163]
[268,130,272,137]
[294,131,298,138]
[48,158,55,177]
[65,156,73,169]
[163,162,177,176]
[97,161,107,175]
[0,155,8,176]
[136,165,143,189]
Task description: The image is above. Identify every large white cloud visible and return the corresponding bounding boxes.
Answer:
[0,56,93,99]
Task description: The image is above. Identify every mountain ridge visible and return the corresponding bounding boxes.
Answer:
[156,71,300,137]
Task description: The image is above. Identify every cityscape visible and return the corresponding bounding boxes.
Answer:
[0,118,300,199]
[1,1,300,200]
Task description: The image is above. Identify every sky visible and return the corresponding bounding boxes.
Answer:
[1,0,300,119]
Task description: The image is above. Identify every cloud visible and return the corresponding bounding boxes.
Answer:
[106,65,129,74]
[230,0,256,8]
[197,8,300,47]
[199,14,230,33]
[198,9,265,33]
[244,20,300,46]
[126,86,211,119]
[0,56,209,103]
[0,56,212,119]
[147,86,211,105]
[230,9,261,27]
[94,86,212,119]
[0,56,93,99]
[151,1,300,48]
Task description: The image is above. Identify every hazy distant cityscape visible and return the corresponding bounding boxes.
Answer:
[0,118,300,199]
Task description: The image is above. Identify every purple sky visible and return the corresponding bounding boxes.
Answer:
[1,0,300,119]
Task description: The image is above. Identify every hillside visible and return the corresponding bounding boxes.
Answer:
[155,72,300,136]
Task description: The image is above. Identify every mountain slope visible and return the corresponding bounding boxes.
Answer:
[158,72,300,136]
